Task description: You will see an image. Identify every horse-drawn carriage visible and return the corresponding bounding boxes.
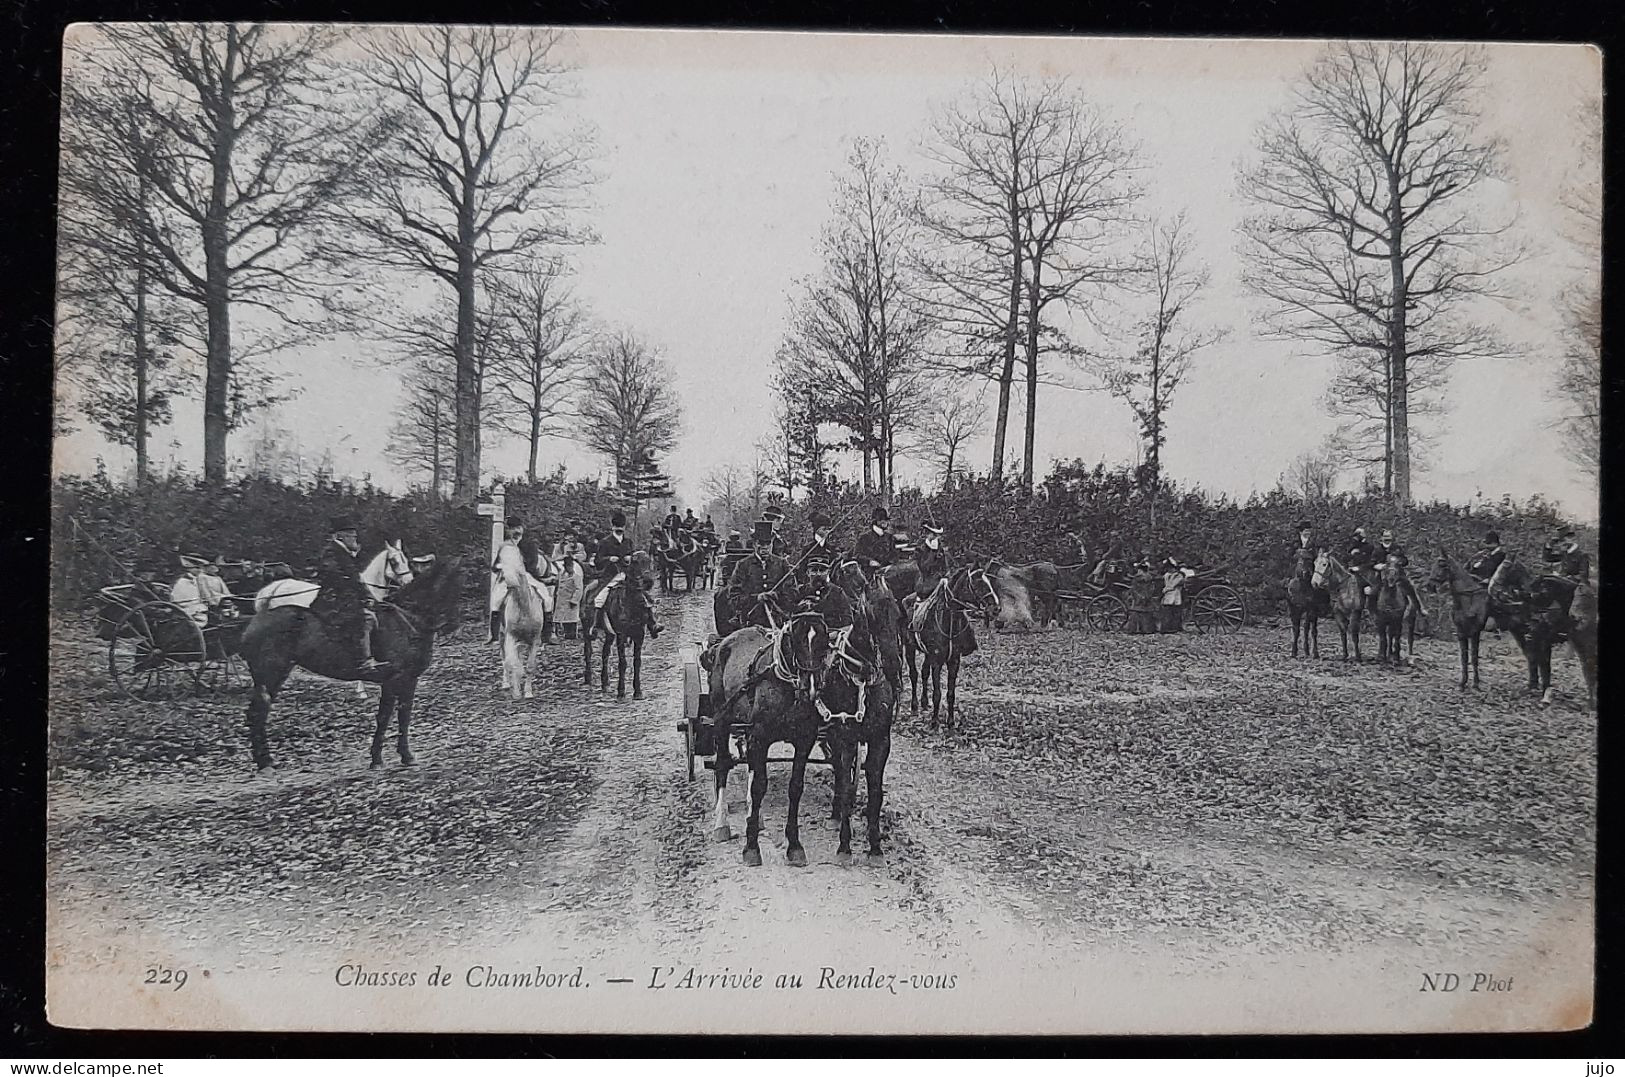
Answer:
[1056,562,1247,634]
[94,559,291,701]
[676,643,841,781]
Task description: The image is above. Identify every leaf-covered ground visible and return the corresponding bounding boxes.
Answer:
[48,599,1594,980]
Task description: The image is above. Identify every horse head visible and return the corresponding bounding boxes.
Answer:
[628,549,657,592]
[392,554,465,636]
[1291,546,1316,581]
[949,565,999,618]
[1311,548,1332,590]
[783,612,833,694]
[383,540,414,588]
[1429,546,1457,588]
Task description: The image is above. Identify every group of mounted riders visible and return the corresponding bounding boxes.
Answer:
[1289,519,1592,611]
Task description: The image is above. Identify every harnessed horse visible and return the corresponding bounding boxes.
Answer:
[1488,556,1582,706]
[702,612,835,866]
[819,578,896,859]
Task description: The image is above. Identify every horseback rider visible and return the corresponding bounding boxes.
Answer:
[1466,530,1506,583]
[1546,527,1591,583]
[915,522,950,597]
[730,519,795,627]
[661,505,682,542]
[489,516,557,645]
[1346,527,1379,609]
[311,516,390,674]
[585,510,662,639]
[682,508,699,535]
[797,510,839,588]
[852,506,897,582]
[1373,527,1422,611]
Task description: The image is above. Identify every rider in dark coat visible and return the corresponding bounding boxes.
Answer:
[311,516,389,673]
[1546,527,1591,581]
[587,510,661,638]
[730,520,795,627]
[852,507,898,580]
[1346,527,1379,610]
[914,523,950,598]
[1466,530,1506,583]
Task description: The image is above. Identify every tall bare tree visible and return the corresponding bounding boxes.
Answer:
[778,138,926,499]
[346,26,595,502]
[916,70,1139,486]
[1238,42,1520,503]
[485,256,591,483]
[1282,440,1342,501]
[62,25,366,482]
[701,461,771,536]
[1552,93,1602,482]
[1084,214,1226,490]
[576,330,683,477]
[906,389,987,491]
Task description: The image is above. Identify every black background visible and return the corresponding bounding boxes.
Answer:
[2,0,1619,1058]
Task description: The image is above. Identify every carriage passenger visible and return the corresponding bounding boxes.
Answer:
[312,517,390,674]
[1159,555,1187,633]
[683,508,699,534]
[169,553,217,628]
[730,520,795,627]
[662,505,682,540]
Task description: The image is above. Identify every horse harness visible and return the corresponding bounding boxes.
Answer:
[815,625,882,727]
[708,614,828,721]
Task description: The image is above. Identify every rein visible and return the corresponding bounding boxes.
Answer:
[814,625,879,726]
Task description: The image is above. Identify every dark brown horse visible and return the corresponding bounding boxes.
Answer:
[1429,548,1490,689]
[1284,546,1327,658]
[818,597,894,860]
[1312,550,1365,662]
[906,565,997,728]
[702,613,834,866]
[1372,559,1419,666]
[238,556,467,771]
[1489,556,1578,705]
[582,549,657,700]
[834,558,903,698]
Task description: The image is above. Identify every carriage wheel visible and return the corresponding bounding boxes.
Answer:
[1192,585,1247,634]
[1084,593,1129,632]
[108,600,205,702]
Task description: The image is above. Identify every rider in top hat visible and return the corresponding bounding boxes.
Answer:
[852,506,898,579]
[662,504,682,539]
[312,516,390,674]
[1546,527,1590,582]
[761,502,790,557]
[1466,530,1506,583]
[730,519,795,627]
[586,509,661,638]
[1345,527,1379,608]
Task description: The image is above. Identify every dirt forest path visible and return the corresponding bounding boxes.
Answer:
[47,590,1593,1032]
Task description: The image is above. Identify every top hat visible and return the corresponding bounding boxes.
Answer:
[752,520,776,545]
[809,510,831,529]
[1296,520,1313,532]
[330,516,357,533]
[610,510,627,528]
[505,516,524,530]
[871,506,890,523]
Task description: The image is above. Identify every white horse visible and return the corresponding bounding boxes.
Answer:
[252,541,414,699]
[496,543,546,699]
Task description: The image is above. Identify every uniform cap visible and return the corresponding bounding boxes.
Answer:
[505,516,524,530]
[871,506,890,523]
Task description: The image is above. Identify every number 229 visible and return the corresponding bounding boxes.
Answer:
[144,967,188,990]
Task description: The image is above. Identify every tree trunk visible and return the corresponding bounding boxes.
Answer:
[527,408,541,484]
[1022,265,1042,492]
[991,191,1022,480]
[1388,174,1412,504]
[201,218,232,484]
[862,447,873,492]
[452,211,480,503]
[133,178,150,487]
[431,396,443,498]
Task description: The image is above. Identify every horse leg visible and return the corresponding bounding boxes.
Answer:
[246,662,293,771]
[582,625,594,687]
[1458,634,1469,689]
[371,683,397,767]
[1310,614,1320,659]
[631,636,644,700]
[1290,607,1301,657]
[784,736,811,867]
[947,650,962,729]
[743,733,768,867]
[395,679,418,765]
[523,633,541,700]
[1540,641,1555,706]
[712,726,734,842]
[864,731,889,857]
[1471,630,1482,689]
[502,634,520,699]
[832,730,852,856]
[907,640,921,713]
[600,627,611,692]
[615,635,628,699]
[930,655,943,730]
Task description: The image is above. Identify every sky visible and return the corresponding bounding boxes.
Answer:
[53,29,1602,520]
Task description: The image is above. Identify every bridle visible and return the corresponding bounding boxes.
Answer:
[815,623,881,726]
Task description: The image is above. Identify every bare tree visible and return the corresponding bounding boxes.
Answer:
[386,353,457,497]
[916,70,1140,486]
[1084,214,1226,490]
[485,256,591,483]
[778,138,926,499]
[1322,343,1449,488]
[1283,440,1342,502]
[1238,42,1520,503]
[346,26,595,502]
[701,461,772,536]
[906,389,987,491]
[1552,94,1602,481]
[576,330,683,476]
[63,25,367,482]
